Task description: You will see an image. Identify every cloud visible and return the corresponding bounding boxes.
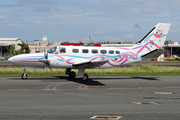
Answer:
[35,6,52,12]
[36,20,44,24]
[124,34,134,38]
[134,23,141,29]
[95,31,104,34]
[0,16,5,19]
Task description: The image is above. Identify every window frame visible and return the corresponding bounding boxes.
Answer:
[72,48,79,53]
[82,49,89,53]
[91,49,98,54]
[109,50,114,54]
[115,50,120,54]
[59,47,66,53]
[100,50,107,54]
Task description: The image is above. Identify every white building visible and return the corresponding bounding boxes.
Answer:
[0,38,23,50]
[34,36,49,46]
[0,38,23,59]
[28,36,49,53]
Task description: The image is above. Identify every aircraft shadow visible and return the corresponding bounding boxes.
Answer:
[8,76,105,86]
[53,76,105,86]
[88,76,160,81]
[131,76,159,81]
[8,76,159,86]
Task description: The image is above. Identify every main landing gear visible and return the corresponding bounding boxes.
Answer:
[20,68,89,81]
[66,68,89,81]
[21,68,28,79]
[66,68,76,78]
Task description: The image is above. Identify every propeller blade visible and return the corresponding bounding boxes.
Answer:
[48,66,52,71]
[42,47,51,72]
[45,52,48,59]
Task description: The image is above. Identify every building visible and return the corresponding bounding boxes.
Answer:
[34,36,49,46]
[28,36,52,53]
[0,38,23,60]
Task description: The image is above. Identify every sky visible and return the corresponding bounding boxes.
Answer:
[0,0,180,43]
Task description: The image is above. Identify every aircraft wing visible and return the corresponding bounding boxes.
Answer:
[141,49,165,61]
[72,59,109,68]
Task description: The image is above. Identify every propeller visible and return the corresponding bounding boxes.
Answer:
[39,48,52,72]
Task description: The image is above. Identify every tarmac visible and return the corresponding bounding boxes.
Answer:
[0,76,180,120]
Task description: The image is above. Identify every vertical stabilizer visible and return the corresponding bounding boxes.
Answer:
[133,23,171,55]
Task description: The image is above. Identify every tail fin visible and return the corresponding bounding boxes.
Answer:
[133,23,171,56]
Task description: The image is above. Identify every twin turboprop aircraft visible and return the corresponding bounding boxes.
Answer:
[8,23,171,81]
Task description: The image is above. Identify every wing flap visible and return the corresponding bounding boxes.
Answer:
[72,60,109,68]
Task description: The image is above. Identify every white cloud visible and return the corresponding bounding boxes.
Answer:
[0,16,5,19]
[36,20,44,24]
[124,34,134,38]
[95,31,104,34]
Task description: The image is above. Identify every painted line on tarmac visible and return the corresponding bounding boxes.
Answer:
[0,86,179,92]
[90,115,122,119]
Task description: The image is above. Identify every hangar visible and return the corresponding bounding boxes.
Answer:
[0,38,23,60]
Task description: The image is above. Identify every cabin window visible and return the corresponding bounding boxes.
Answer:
[109,50,114,54]
[82,49,89,53]
[72,49,79,53]
[101,50,107,54]
[47,46,57,54]
[116,51,120,54]
[59,47,66,53]
[92,49,98,54]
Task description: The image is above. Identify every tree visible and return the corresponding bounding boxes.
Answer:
[79,42,84,46]
[164,40,172,52]
[17,41,30,53]
[6,44,15,54]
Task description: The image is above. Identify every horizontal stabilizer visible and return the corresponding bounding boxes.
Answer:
[141,49,165,61]
[73,60,109,68]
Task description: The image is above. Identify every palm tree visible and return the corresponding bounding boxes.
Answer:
[17,41,30,53]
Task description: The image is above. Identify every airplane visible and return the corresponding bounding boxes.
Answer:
[8,23,171,81]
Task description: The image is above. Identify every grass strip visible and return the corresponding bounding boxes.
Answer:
[1,65,180,77]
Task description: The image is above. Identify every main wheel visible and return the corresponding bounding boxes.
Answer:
[69,71,76,78]
[21,73,28,79]
[82,74,89,81]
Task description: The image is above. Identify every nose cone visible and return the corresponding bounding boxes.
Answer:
[8,57,14,63]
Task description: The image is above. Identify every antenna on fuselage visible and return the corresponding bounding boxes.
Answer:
[93,26,95,43]
[89,35,92,43]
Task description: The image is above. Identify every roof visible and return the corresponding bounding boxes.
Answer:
[0,44,11,46]
[0,38,21,41]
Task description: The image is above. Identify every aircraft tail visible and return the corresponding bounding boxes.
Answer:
[133,23,171,59]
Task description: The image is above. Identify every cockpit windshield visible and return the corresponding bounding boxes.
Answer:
[47,46,57,54]
[47,46,66,54]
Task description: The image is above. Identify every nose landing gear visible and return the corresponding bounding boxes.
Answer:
[21,68,28,79]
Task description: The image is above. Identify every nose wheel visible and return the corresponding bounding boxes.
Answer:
[21,73,28,79]
[21,68,28,79]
